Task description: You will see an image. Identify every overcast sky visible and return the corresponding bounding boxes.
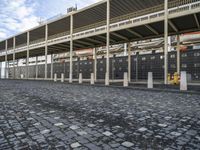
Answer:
[0,0,100,40]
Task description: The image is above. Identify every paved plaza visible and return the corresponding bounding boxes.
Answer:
[0,80,200,150]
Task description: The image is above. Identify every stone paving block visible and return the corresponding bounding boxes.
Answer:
[0,80,200,149]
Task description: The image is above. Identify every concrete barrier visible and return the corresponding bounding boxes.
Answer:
[180,71,187,91]
[61,73,64,83]
[105,72,109,86]
[20,74,24,79]
[79,73,82,84]
[123,72,128,87]
[54,73,57,82]
[148,72,153,89]
[91,73,95,85]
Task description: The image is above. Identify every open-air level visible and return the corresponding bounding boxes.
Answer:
[0,0,200,85]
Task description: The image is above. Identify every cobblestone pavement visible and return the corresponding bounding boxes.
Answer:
[0,80,200,150]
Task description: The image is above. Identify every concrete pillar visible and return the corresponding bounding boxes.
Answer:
[105,0,110,86]
[177,35,180,75]
[124,43,127,56]
[54,73,57,82]
[69,14,73,83]
[36,56,38,79]
[91,73,94,85]
[128,43,131,82]
[51,54,54,80]
[79,73,82,84]
[164,0,168,84]
[148,72,153,89]
[93,48,97,81]
[180,71,187,91]
[136,54,138,81]
[45,24,48,79]
[123,72,128,87]
[5,40,8,79]
[61,73,64,83]
[27,32,30,79]
[13,37,16,79]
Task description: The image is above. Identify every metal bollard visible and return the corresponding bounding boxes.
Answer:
[54,73,57,82]
[123,72,128,87]
[148,72,153,89]
[79,73,82,84]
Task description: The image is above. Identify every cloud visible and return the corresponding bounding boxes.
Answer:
[0,0,39,40]
[0,0,101,41]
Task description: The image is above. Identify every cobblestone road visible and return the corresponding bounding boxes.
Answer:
[0,80,200,150]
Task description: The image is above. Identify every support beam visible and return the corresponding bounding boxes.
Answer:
[36,56,38,79]
[177,35,180,75]
[45,24,48,79]
[13,37,16,79]
[105,0,110,86]
[5,40,8,79]
[93,48,97,81]
[169,20,178,32]
[128,42,131,82]
[86,38,104,44]
[164,0,168,84]
[111,32,128,41]
[51,54,54,80]
[69,14,73,83]
[97,35,116,43]
[145,25,159,35]
[26,32,30,79]
[126,29,143,38]
[194,14,200,28]
[75,40,93,46]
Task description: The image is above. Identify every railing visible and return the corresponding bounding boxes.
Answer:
[0,0,200,57]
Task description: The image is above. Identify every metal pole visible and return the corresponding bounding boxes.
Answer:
[45,24,48,79]
[164,0,168,84]
[5,40,8,79]
[93,48,97,81]
[51,54,54,80]
[106,0,110,85]
[27,32,30,79]
[69,14,73,83]
[128,42,131,82]
[13,37,16,79]
[177,35,180,75]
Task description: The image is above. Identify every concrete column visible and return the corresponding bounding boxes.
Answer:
[27,32,30,79]
[45,24,48,79]
[91,73,94,85]
[36,56,38,79]
[180,71,187,91]
[148,72,153,89]
[93,48,97,81]
[51,54,54,80]
[69,14,73,83]
[79,73,82,84]
[5,40,8,79]
[61,73,64,83]
[164,0,168,84]
[128,43,131,82]
[105,0,110,86]
[177,35,180,75]
[136,54,138,81]
[124,43,127,56]
[13,37,16,79]
[123,72,128,87]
